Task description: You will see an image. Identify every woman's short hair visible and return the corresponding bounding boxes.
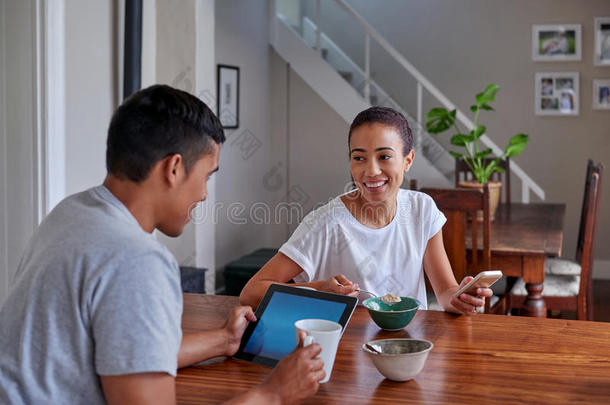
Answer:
[348,106,413,156]
[106,84,225,182]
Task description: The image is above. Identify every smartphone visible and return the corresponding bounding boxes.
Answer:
[453,270,503,297]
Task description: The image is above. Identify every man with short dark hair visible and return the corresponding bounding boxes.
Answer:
[0,85,324,404]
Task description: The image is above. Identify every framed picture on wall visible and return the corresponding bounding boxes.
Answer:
[535,72,579,116]
[593,79,610,110]
[594,17,610,66]
[217,64,240,129]
[532,24,581,61]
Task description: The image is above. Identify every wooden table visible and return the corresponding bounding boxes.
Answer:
[177,294,610,404]
[482,203,565,317]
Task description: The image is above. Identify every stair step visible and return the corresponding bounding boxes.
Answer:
[338,70,353,83]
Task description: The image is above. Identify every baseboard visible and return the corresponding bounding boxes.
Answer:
[594,260,610,280]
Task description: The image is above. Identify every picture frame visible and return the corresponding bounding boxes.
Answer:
[593,79,610,110]
[532,24,581,62]
[217,64,240,129]
[594,17,610,66]
[534,72,579,116]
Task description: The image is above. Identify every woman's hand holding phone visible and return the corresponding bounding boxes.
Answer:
[449,271,502,316]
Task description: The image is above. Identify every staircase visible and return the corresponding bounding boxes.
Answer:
[269,0,545,202]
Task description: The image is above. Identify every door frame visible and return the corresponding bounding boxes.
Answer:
[1,0,7,303]
[35,0,66,216]
[0,0,65,304]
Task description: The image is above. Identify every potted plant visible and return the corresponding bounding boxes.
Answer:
[425,84,529,219]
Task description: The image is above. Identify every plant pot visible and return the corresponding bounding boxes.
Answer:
[457,181,502,221]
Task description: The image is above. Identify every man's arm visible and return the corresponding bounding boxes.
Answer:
[101,373,175,405]
[178,306,255,368]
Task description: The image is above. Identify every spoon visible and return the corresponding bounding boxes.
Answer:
[365,343,382,354]
[357,288,378,297]
[337,283,377,297]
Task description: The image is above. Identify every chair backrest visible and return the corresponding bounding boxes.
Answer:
[420,185,491,283]
[576,160,604,319]
[455,158,511,203]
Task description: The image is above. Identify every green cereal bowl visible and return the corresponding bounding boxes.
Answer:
[363,297,420,331]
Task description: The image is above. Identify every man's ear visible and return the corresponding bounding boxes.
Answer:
[403,150,415,172]
[163,154,183,187]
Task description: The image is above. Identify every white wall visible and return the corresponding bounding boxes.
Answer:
[0,0,7,305]
[153,0,198,270]
[270,50,353,236]
[0,0,4,304]
[0,0,38,305]
[64,0,115,196]
[214,0,278,289]
[195,0,217,291]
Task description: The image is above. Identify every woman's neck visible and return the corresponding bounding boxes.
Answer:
[342,190,398,229]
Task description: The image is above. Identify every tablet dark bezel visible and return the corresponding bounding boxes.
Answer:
[233,284,358,367]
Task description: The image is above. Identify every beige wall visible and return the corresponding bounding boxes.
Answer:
[301,0,610,269]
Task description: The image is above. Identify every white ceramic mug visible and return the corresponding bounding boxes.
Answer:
[294,319,343,383]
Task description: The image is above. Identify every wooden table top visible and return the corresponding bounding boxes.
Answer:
[476,203,565,256]
[177,294,610,404]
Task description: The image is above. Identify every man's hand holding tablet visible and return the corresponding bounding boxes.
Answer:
[223,306,258,356]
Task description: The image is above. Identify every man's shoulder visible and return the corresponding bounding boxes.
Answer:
[36,186,176,270]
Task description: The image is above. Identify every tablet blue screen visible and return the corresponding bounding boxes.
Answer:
[243,291,347,360]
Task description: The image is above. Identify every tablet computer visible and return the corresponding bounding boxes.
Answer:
[233,284,358,367]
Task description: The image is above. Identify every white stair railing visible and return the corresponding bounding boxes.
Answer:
[292,0,545,202]
[298,15,454,179]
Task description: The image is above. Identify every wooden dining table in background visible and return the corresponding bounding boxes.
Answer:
[481,202,566,317]
[177,294,610,404]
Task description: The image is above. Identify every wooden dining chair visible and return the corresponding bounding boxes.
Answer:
[455,157,511,203]
[509,160,604,320]
[421,185,494,313]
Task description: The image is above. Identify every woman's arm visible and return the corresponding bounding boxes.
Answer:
[239,252,359,308]
[423,230,491,315]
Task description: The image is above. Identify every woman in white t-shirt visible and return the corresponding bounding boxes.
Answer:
[240,107,492,315]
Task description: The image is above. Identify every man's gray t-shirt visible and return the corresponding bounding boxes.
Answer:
[0,186,183,404]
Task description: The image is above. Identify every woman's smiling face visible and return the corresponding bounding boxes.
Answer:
[349,122,414,203]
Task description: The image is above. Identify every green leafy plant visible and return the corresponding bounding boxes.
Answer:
[425,84,529,184]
